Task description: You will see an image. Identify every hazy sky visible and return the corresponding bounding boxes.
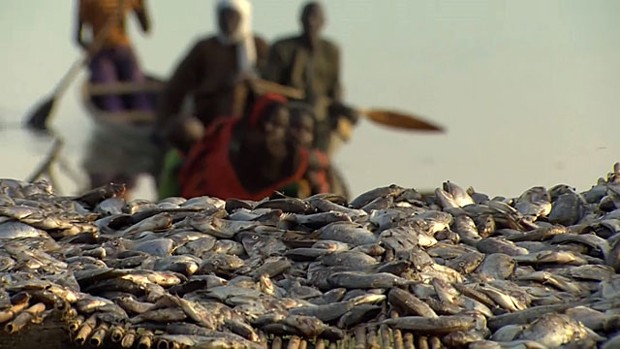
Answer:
[1,0,620,200]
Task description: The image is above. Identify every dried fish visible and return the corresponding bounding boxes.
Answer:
[3,164,620,347]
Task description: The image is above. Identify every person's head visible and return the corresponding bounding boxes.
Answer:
[300,2,326,41]
[244,93,291,159]
[288,102,315,149]
[216,0,252,43]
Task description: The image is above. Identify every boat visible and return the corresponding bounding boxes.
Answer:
[80,74,164,127]
[80,75,351,199]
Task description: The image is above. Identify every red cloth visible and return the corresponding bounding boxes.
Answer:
[179,118,309,200]
[307,150,331,193]
[248,93,288,127]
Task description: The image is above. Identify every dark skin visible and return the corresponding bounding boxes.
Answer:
[289,108,315,149]
[232,104,299,193]
[159,6,249,152]
[300,2,326,51]
[218,7,241,39]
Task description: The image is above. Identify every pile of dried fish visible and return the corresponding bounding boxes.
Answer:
[3,164,620,349]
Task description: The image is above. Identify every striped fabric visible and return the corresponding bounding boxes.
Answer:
[79,0,143,47]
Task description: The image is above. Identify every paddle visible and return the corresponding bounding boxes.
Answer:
[251,79,444,132]
[24,59,89,132]
[24,2,123,132]
[250,79,444,132]
[357,108,444,132]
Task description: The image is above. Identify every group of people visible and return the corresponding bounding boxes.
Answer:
[75,0,359,201]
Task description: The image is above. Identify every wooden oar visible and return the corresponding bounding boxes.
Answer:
[91,110,156,125]
[357,108,445,132]
[24,1,123,132]
[24,58,88,132]
[88,80,164,96]
[251,81,444,132]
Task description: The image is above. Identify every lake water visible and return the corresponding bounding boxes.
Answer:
[1,0,619,201]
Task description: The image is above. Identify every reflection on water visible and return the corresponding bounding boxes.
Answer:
[0,127,86,195]
[1,104,156,199]
[0,127,56,173]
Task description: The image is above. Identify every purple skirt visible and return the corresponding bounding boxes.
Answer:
[88,45,153,112]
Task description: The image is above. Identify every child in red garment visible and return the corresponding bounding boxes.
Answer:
[178,93,310,200]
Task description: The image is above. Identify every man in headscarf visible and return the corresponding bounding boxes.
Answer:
[156,0,269,150]
[153,0,269,199]
[263,1,358,156]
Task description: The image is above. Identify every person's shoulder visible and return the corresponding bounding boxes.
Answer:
[252,35,269,51]
[185,36,219,55]
[320,37,340,54]
[252,34,268,46]
[271,35,301,49]
[273,35,300,44]
[193,36,218,48]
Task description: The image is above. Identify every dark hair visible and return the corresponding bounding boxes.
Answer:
[300,1,322,21]
[238,93,288,132]
[288,102,315,127]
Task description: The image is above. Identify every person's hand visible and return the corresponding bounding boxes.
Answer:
[329,102,359,125]
[336,118,353,142]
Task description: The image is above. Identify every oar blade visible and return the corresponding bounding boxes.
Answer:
[363,109,445,132]
[25,97,55,131]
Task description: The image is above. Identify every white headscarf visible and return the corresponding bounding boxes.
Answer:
[216,0,257,76]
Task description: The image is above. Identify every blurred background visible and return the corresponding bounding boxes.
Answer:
[1,0,619,200]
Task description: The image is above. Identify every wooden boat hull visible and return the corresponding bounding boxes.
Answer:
[80,75,351,198]
[80,74,164,127]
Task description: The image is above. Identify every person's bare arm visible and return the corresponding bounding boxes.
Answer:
[156,42,203,130]
[134,0,152,34]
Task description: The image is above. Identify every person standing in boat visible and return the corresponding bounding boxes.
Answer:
[263,1,359,157]
[78,0,161,197]
[154,0,268,199]
[155,0,269,150]
[76,0,153,112]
